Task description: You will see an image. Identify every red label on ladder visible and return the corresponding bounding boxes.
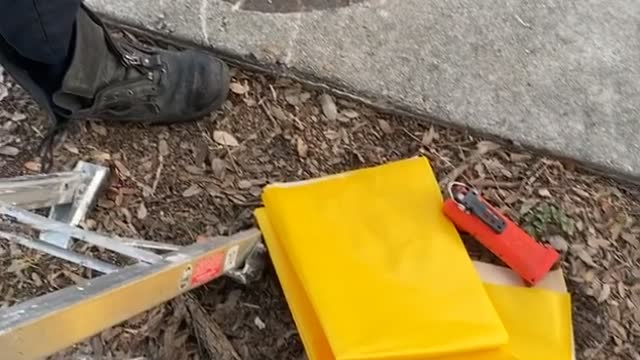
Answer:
[191,251,225,286]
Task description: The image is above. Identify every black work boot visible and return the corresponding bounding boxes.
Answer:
[53,6,230,123]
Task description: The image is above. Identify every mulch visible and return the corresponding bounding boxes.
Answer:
[1,50,639,360]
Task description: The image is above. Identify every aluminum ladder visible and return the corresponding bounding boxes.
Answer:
[0,161,263,359]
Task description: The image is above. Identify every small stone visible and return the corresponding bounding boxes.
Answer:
[254,316,266,330]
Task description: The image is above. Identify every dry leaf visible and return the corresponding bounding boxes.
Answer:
[63,270,85,284]
[229,82,249,95]
[618,282,626,298]
[609,319,628,341]
[587,237,610,249]
[421,127,435,147]
[575,246,597,267]
[2,121,17,131]
[7,259,29,274]
[211,158,226,177]
[158,139,170,157]
[583,270,595,283]
[0,84,7,102]
[31,272,43,287]
[296,137,308,158]
[238,180,252,189]
[182,184,202,197]
[63,143,80,154]
[119,207,133,224]
[319,94,338,121]
[271,106,288,122]
[378,119,393,134]
[91,151,111,161]
[98,199,116,209]
[509,153,531,162]
[336,114,351,123]
[24,161,42,172]
[90,122,107,136]
[538,188,552,197]
[341,109,359,119]
[598,284,612,303]
[11,112,26,121]
[621,232,639,248]
[610,222,623,242]
[113,160,131,178]
[137,203,148,220]
[476,141,500,154]
[213,131,239,147]
[185,165,205,175]
[572,187,590,199]
[81,218,97,230]
[300,92,311,104]
[546,235,568,252]
[250,186,262,197]
[284,88,303,106]
[324,129,340,141]
[0,145,19,156]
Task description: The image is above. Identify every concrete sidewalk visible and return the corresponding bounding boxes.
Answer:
[88,0,640,179]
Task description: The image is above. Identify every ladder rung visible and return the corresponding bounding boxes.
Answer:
[0,203,163,264]
[0,231,119,274]
[0,172,84,210]
[40,161,110,249]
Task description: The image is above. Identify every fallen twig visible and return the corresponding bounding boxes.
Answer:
[150,155,164,196]
[183,293,242,360]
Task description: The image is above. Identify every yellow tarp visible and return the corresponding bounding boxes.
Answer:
[256,157,572,360]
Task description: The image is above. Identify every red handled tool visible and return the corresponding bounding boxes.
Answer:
[443,182,559,285]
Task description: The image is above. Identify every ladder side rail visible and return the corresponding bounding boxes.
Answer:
[0,172,85,210]
[0,228,261,360]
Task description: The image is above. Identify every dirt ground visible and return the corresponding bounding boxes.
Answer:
[1,47,640,359]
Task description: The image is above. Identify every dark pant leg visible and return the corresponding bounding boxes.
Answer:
[0,0,81,64]
[0,0,81,96]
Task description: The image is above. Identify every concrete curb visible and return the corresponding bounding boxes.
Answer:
[88,0,640,181]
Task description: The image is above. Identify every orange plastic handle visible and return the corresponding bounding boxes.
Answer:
[443,198,559,285]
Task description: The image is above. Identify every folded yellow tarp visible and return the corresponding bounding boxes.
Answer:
[258,157,507,359]
[256,210,573,360]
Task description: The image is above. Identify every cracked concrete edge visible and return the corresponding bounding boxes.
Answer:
[87,0,640,185]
